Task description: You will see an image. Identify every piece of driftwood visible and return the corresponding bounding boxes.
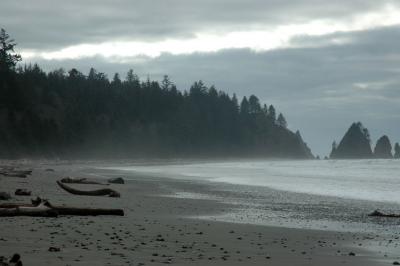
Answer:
[0,203,58,217]
[57,181,120,197]
[15,189,31,196]
[0,198,124,216]
[60,177,107,185]
[42,199,124,216]
[50,205,124,216]
[0,169,32,178]
[369,210,400,218]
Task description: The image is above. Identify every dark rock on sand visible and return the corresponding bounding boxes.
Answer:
[48,247,61,252]
[0,192,11,200]
[108,177,125,184]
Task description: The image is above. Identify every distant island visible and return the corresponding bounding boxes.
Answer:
[330,122,399,159]
[0,29,313,159]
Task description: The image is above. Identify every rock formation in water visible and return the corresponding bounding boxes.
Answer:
[395,143,400,159]
[374,135,393,158]
[330,122,373,159]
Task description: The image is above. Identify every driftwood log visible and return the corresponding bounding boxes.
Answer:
[60,177,107,185]
[15,189,31,196]
[0,169,32,178]
[0,198,124,217]
[0,202,58,217]
[369,210,400,218]
[57,181,120,197]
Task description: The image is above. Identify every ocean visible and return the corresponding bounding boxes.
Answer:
[103,159,400,233]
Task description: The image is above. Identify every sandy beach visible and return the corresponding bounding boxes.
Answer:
[0,160,399,265]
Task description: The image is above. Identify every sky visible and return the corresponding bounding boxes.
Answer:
[2,0,400,156]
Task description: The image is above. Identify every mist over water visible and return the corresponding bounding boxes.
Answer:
[110,159,400,204]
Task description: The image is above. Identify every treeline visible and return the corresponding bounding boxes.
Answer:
[0,29,313,159]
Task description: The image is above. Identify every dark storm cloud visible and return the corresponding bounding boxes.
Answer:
[1,0,399,50]
[26,25,400,155]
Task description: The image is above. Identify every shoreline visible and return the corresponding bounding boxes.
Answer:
[0,160,398,265]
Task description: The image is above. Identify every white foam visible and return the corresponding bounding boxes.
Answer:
[106,159,400,204]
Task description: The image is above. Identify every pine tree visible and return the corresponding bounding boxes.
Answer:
[0,28,21,72]
[277,113,287,128]
[112,73,122,86]
[395,143,400,159]
[248,95,261,114]
[240,97,249,115]
[268,105,276,121]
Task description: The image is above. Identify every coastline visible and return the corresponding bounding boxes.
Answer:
[0,160,398,265]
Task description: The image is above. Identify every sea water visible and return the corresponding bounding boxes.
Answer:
[110,159,400,204]
[103,159,400,233]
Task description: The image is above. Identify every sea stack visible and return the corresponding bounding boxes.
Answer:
[374,135,393,158]
[330,122,373,159]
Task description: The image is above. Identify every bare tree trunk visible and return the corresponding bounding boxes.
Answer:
[0,203,58,217]
[0,200,124,216]
[56,181,120,197]
[369,210,400,218]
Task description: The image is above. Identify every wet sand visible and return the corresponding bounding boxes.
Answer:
[0,160,398,265]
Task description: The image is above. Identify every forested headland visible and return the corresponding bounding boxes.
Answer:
[0,29,313,159]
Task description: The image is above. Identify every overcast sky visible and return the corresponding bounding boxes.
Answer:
[2,0,400,156]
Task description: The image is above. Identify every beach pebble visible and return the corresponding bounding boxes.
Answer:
[48,247,61,252]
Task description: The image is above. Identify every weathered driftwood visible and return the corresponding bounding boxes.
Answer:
[369,210,400,218]
[57,181,120,197]
[0,203,32,208]
[51,205,124,216]
[60,177,107,185]
[0,199,124,216]
[0,169,32,178]
[15,189,31,196]
[0,203,58,217]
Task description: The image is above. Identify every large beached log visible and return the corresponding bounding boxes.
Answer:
[57,181,120,197]
[60,177,107,185]
[0,169,32,178]
[369,210,400,218]
[15,189,31,196]
[0,199,124,216]
[0,203,58,217]
[50,206,124,216]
